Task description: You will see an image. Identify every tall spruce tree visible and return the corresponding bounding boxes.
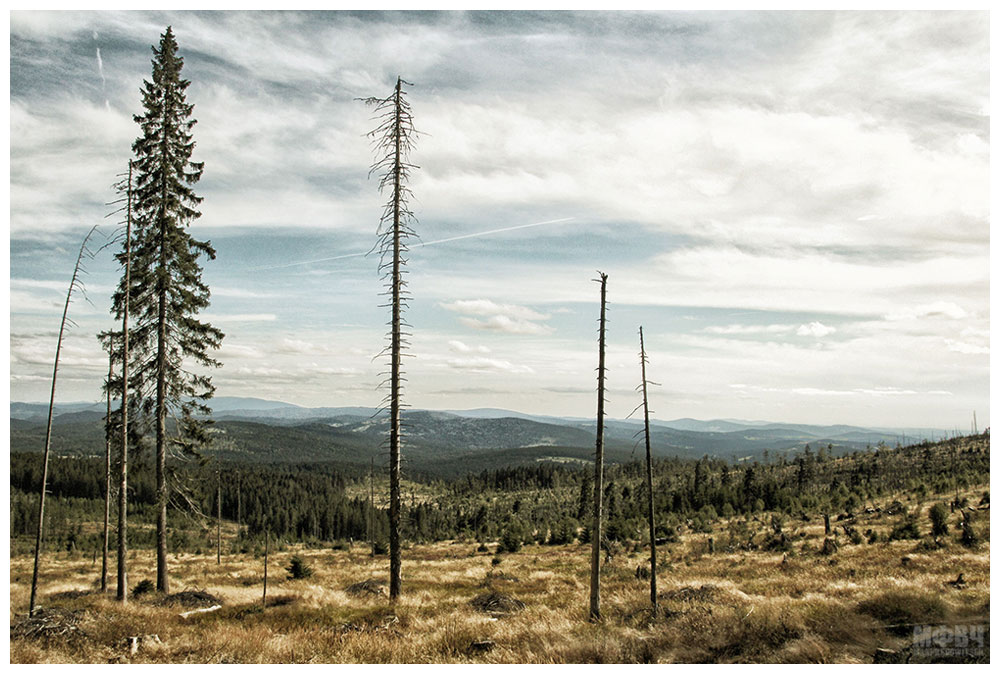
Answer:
[125,26,223,593]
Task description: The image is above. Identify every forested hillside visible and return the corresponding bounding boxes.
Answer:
[10,432,989,556]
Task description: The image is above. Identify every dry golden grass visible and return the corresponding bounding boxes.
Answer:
[10,505,989,663]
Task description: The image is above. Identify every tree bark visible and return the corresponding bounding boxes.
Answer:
[589,272,608,622]
[29,226,96,614]
[262,528,269,607]
[101,341,112,593]
[117,161,132,603]
[388,76,404,602]
[216,470,222,565]
[639,326,657,616]
[155,201,169,594]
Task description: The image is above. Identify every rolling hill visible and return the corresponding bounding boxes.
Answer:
[9,397,950,476]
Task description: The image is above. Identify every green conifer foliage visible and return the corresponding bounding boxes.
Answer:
[123,26,223,593]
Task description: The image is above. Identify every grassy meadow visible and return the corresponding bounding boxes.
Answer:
[10,492,989,664]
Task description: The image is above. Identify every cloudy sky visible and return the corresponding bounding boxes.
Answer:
[8,10,990,429]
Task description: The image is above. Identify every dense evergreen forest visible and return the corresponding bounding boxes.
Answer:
[10,432,989,556]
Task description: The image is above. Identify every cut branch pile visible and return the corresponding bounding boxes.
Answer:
[11,608,85,642]
[469,592,525,615]
[157,590,222,608]
[660,584,719,603]
[345,579,387,597]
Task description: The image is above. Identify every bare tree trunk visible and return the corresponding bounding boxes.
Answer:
[364,75,416,602]
[388,76,404,602]
[101,341,113,593]
[155,213,169,594]
[117,161,133,603]
[29,226,97,615]
[370,457,375,558]
[639,326,657,616]
[236,470,241,537]
[589,272,608,622]
[216,470,222,565]
[262,528,269,607]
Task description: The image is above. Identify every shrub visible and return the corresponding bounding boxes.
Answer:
[929,503,949,537]
[498,525,522,553]
[132,579,155,598]
[857,591,948,636]
[889,518,921,541]
[961,512,980,548]
[286,554,314,579]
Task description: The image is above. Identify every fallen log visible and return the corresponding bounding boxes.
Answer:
[179,604,222,619]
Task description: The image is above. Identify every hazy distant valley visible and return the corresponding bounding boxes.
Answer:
[11,396,950,477]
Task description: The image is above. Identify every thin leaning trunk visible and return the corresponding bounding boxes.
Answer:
[639,326,657,616]
[589,272,608,622]
[117,160,133,603]
[29,225,97,615]
[101,340,113,593]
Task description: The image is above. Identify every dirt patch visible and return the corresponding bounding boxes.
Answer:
[470,591,525,615]
[345,579,386,597]
[157,590,223,608]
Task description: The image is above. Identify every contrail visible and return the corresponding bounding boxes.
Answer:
[252,217,574,271]
[94,33,109,109]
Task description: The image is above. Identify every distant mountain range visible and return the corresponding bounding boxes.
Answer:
[9,397,952,477]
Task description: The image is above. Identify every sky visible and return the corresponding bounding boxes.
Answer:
[7,10,991,429]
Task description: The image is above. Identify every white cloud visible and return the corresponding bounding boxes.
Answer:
[796,322,836,338]
[447,357,534,375]
[447,339,490,354]
[706,324,795,335]
[442,299,554,336]
[200,313,277,323]
[886,302,969,321]
[945,340,989,355]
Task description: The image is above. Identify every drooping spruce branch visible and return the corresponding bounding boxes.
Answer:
[362,76,418,602]
[28,224,99,615]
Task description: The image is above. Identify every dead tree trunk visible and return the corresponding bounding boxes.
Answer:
[29,225,98,615]
[370,457,376,558]
[364,76,417,602]
[262,527,269,607]
[236,470,241,537]
[216,470,222,565]
[101,336,113,593]
[639,326,657,616]
[117,160,133,603]
[589,272,608,622]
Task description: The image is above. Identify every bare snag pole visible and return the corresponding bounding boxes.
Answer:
[116,160,133,603]
[29,225,98,615]
[262,527,269,607]
[590,271,609,622]
[362,75,417,602]
[101,335,114,593]
[216,470,222,565]
[639,326,658,616]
